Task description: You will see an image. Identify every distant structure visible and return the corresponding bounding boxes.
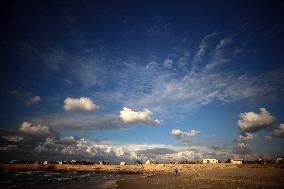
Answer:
[276,157,284,164]
[202,159,218,164]
[44,161,48,165]
[145,160,151,164]
[120,162,126,165]
[134,160,142,164]
[231,159,243,164]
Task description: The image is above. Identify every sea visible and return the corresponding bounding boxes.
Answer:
[0,170,134,189]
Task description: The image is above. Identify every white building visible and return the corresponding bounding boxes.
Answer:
[145,160,151,164]
[231,159,243,164]
[276,157,284,164]
[44,161,48,165]
[202,159,218,164]
[120,162,126,165]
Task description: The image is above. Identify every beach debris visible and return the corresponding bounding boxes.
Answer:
[174,168,178,174]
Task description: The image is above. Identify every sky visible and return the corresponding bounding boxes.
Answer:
[0,0,284,163]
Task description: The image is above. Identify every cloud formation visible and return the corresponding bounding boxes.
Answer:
[238,108,275,133]
[271,123,284,138]
[2,136,23,142]
[237,132,256,142]
[233,141,251,155]
[26,96,41,106]
[164,58,173,67]
[30,113,124,132]
[171,129,200,139]
[64,97,99,112]
[120,107,160,125]
[19,122,50,135]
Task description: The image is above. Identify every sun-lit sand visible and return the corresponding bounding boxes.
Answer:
[1,163,284,188]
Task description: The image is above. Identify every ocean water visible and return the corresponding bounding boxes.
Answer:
[0,170,133,189]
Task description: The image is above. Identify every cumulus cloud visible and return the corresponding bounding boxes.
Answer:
[115,148,124,157]
[120,107,160,125]
[233,109,274,156]
[272,123,284,138]
[233,141,251,155]
[233,132,256,155]
[19,122,50,135]
[237,132,256,142]
[26,96,41,106]
[64,97,99,112]
[238,108,275,133]
[171,129,200,139]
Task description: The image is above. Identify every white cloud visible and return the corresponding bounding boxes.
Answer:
[2,136,23,142]
[64,97,99,112]
[191,32,217,67]
[237,132,256,142]
[115,148,124,157]
[238,108,275,133]
[30,113,126,132]
[120,107,160,125]
[272,123,284,138]
[205,36,232,71]
[19,121,50,135]
[233,141,251,155]
[171,129,200,139]
[164,58,173,67]
[26,96,41,106]
[178,57,187,67]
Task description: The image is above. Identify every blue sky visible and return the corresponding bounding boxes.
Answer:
[0,0,284,162]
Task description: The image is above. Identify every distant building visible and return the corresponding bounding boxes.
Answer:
[120,162,126,165]
[231,159,243,164]
[145,160,151,164]
[134,160,142,164]
[71,160,76,164]
[44,161,48,165]
[202,159,218,164]
[276,157,284,164]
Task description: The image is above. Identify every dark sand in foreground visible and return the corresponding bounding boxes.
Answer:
[117,167,284,189]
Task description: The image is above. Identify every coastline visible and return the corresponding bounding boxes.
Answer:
[0,163,281,173]
[1,163,283,189]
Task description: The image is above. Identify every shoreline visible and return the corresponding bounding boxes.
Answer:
[1,164,283,189]
[0,163,281,173]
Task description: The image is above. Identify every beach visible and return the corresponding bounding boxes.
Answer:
[117,166,284,189]
[1,163,284,189]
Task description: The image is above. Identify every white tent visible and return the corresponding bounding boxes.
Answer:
[145,160,151,164]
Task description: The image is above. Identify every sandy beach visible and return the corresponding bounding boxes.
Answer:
[1,163,284,189]
[117,166,284,189]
